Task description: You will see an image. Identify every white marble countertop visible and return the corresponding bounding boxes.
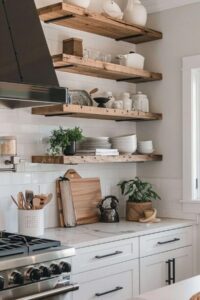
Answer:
[43,218,194,248]
[132,276,200,300]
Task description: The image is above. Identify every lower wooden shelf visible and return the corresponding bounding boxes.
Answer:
[32,104,162,121]
[32,154,163,165]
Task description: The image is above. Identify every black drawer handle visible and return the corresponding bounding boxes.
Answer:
[95,251,123,259]
[157,238,180,245]
[95,286,123,297]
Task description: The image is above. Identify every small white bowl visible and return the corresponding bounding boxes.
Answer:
[138,148,154,154]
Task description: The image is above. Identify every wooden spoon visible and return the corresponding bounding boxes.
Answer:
[33,198,41,210]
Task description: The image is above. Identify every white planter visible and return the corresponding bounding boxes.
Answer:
[124,0,147,27]
[18,209,44,237]
[64,0,91,8]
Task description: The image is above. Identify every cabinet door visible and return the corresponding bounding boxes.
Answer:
[140,246,193,294]
[72,259,139,300]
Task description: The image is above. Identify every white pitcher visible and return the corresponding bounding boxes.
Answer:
[123,0,147,27]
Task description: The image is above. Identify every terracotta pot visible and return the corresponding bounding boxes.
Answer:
[126,201,152,221]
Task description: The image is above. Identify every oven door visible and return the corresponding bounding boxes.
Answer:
[0,277,79,300]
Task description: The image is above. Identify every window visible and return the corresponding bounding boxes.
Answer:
[183,55,200,206]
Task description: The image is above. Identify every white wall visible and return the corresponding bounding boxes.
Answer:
[136,3,200,219]
[0,0,137,232]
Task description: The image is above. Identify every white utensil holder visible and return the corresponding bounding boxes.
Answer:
[18,209,44,237]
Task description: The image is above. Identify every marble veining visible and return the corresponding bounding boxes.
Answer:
[43,218,194,248]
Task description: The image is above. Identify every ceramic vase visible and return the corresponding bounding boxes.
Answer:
[123,0,147,27]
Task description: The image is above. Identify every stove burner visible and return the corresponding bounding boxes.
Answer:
[0,232,61,258]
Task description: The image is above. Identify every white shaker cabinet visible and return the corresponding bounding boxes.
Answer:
[140,226,193,294]
[72,259,139,300]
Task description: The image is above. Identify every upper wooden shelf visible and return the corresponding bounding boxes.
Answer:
[32,154,163,165]
[53,54,162,84]
[32,104,162,121]
[38,2,162,44]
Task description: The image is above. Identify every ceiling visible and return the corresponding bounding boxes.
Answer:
[140,0,200,13]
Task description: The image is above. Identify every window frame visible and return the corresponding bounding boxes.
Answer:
[182,55,200,212]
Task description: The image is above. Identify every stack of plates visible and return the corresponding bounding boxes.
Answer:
[77,137,111,153]
[110,134,137,154]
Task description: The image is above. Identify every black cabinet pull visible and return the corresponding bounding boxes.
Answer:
[95,251,123,259]
[172,258,176,283]
[157,238,180,245]
[165,260,171,285]
[95,286,123,297]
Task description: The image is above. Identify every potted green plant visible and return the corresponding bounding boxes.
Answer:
[49,126,84,156]
[118,177,161,221]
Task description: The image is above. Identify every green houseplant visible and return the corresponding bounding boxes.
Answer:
[118,177,161,221]
[49,126,84,156]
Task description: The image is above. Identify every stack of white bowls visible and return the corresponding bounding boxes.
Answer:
[138,141,154,154]
[77,137,111,152]
[110,134,137,154]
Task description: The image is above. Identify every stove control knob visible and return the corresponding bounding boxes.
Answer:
[50,263,61,275]
[0,276,4,290]
[60,261,71,273]
[26,267,41,282]
[39,266,51,278]
[10,271,24,285]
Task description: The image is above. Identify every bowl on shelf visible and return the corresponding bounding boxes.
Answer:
[94,97,110,108]
[138,140,154,154]
[110,134,137,154]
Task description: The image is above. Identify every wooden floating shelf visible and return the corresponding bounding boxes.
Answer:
[32,154,163,165]
[38,2,162,44]
[53,54,162,84]
[32,104,162,121]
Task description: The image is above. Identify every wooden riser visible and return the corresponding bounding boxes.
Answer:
[53,54,162,84]
[32,154,163,165]
[38,3,162,45]
[32,104,162,121]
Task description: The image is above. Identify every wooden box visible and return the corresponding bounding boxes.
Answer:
[63,38,83,57]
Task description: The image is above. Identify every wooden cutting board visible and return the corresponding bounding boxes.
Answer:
[69,177,101,225]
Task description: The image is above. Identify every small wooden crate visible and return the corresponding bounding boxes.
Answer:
[63,38,83,57]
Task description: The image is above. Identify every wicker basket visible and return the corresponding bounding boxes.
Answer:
[126,201,152,221]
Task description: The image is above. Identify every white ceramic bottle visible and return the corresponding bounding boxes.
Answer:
[132,91,149,113]
[122,92,132,111]
[123,0,147,27]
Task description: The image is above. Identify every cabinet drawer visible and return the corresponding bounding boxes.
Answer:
[140,226,192,257]
[72,259,139,300]
[72,238,139,274]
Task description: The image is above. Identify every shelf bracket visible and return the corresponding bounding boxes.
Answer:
[117,77,143,83]
[55,64,75,70]
[44,14,75,23]
[115,34,144,42]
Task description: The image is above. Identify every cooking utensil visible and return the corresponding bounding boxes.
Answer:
[94,97,109,108]
[89,88,98,95]
[33,198,41,210]
[25,190,34,208]
[98,195,119,223]
[11,196,19,208]
[17,192,25,209]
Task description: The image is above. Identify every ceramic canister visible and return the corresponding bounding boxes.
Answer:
[123,0,147,27]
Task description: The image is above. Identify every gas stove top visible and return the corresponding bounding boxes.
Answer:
[0,232,61,258]
[0,232,77,299]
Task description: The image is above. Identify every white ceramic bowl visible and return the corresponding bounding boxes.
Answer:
[64,0,91,8]
[138,140,153,148]
[138,148,154,154]
[113,144,137,154]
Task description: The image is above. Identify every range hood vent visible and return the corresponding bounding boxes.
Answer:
[0,0,66,108]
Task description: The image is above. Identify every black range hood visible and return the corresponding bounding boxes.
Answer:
[0,0,66,108]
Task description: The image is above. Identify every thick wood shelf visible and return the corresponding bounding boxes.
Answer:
[32,154,163,165]
[32,104,162,121]
[38,2,162,44]
[53,54,162,84]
